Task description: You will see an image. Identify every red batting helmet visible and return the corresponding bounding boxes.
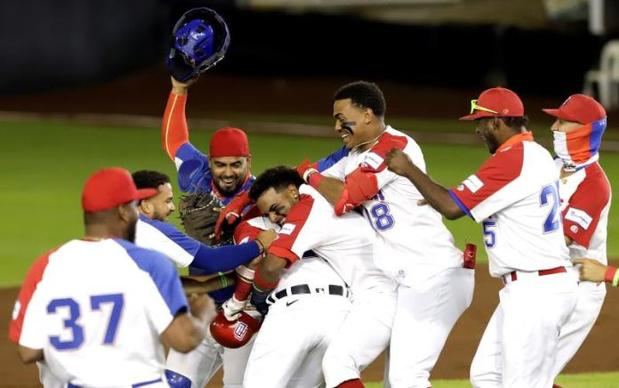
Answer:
[210,311,261,348]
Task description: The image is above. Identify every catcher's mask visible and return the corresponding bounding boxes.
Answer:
[167,7,231,82]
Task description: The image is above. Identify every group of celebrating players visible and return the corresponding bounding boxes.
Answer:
[9,72,613,388]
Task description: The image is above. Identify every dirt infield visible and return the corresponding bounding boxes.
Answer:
[2,263,619,387]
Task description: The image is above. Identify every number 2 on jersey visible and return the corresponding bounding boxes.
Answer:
[540,184,560,233]
[47,293,124,350]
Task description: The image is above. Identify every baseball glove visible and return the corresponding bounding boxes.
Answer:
[178,192,234,246]
[167,7,231,82]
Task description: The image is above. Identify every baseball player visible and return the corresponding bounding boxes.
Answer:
[161,76,262,388]
[132,169,273,274]
[295,81,474,388]
[385,87,578,388]
[9,167,210,387]
[541,94,612,378]
[242,166,396,388]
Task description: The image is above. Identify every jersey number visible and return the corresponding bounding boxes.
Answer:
[369,203,395,230]
[540,184,560,233]
[482,219,496,248]
[47,293,124,350]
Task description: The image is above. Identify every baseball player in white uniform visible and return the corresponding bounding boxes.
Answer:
[542,95,612,378]
[9,167,210,387]
[386,87,578,388]
[130,170,275,388]
[297,81,474,388]
[242,166,396,388]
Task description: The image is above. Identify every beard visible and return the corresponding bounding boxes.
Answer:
[214,175,244,196]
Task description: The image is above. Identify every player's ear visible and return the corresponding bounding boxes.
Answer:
[364,108,373,125]
[139,199,153,215]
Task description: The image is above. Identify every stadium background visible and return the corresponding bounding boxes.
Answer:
[1,0,619,386]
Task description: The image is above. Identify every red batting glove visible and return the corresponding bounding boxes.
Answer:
[334,188,355,216]
[215,191,253,242]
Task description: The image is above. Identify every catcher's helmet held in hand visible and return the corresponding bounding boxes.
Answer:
[210,310,260,348]
[167,7,230,82]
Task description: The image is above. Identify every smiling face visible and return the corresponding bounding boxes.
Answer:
[254,185,300,225]
[140,183,175,221]
[333,98,377,149]
[210,156,251,195]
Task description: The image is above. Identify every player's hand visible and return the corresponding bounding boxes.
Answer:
[171,76,198,95]
[572,258,608,283]
[188,293,214,322]
[256,229,277,251]
[222,296,248,321]
[385,148,414,177]
[215,191,253,242]
[296,159,319,182]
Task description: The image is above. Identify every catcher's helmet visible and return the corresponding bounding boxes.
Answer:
[167,7,230,82]
[210,310,260,348]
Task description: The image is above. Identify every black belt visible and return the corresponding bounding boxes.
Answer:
[267,284,350,304]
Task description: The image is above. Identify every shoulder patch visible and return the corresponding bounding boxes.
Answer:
[564,207,593,230]
[463,174,484,193]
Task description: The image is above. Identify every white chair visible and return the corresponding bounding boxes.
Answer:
[584,40,619,109]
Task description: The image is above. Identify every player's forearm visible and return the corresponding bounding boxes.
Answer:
[181,274,236,294]
[162,91,190,160]
[400,163,463,220]
[254,254,286,291]
[315,176,345,206]
[191,241,261,274]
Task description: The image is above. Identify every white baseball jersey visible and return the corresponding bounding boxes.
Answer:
[557,160,612,263]
[319,126,463,285]
[9,238,187,387]
[266,184,390,295]
[450,133,571,277]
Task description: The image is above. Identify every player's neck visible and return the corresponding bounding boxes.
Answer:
[353,123,386,152]
[84,224,126,241]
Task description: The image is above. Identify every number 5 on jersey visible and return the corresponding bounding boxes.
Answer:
[482,183,561,249]
[47,293,124,350]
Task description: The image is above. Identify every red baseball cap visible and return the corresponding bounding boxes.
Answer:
[542,94,606,124]
[209,127,250,158]
[82,167,158,212]
[459,87,525,120]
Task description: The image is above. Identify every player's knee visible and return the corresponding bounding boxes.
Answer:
[165,369,193,388]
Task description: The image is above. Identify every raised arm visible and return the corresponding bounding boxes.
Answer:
[162,78,193,160]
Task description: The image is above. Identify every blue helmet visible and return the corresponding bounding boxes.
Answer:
[167,8,230,82]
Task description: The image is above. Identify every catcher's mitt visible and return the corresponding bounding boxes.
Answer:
[179,192,234,246]
[167,7,231,82]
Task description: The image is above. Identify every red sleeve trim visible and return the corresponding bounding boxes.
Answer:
[452,143,524,211]
[8,249,55,343]
[268,194,314,259]
[562,163,611,248]
[161,92,189,160]
[233,220,263,244]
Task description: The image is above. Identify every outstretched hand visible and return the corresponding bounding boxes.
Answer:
[385,148,414,177]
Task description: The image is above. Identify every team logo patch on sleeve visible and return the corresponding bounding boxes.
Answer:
[462,175,484,193]
[565,207,592,230]
[361,152,384,170]
[279,223,296,235]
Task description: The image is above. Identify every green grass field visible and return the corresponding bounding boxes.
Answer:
[2,118,619,286]
[366,371,619,387]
